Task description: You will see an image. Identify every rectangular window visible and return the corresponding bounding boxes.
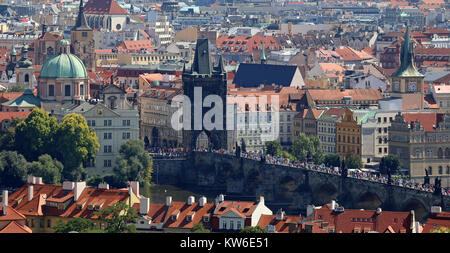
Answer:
[104,145,112,153]
[123,120,131,126]
[65,85,71,97]
[104,120,112,126]
[49,85,54,96]
[82,32,88,37]
[91,120,95,126]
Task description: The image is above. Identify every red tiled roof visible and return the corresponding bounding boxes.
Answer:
[311,204,412,233]
[402,113,444,132]
[0,112,30,123]
[415,48,450,55]
[84,0,128,15]
[0,221,32,233]
[216,35,280,54]
[117,40,153,52]
[0,206,27,221]
[8,183,129,219]
[257,214,301,233]
[0,92,23,102]
[422,212,450,233]
[423,28,450,35]
[214,200,258,218]
[164,202,215,229]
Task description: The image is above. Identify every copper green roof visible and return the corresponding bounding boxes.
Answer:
[391,26,424,78]
[39,53,87,79]
[57,39,70,45]
[17,43,32,68]
[2,89,41,108]
[10,44,16,56]
[260,40,267,62]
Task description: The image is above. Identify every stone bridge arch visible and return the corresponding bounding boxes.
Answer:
[354,191,383,210]
[312,183,339,206]
[402,198,429,222]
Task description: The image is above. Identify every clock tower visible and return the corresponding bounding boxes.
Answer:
[390,26,424,110]
[71,0,95,71]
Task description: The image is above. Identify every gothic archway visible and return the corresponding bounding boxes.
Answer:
[354,192,382,210]
[195,131,210,150]
[151,128,160,147]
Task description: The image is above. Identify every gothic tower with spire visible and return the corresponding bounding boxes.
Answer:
[71,0,95,71]
[390,26,425,110]
[182,39,229,152]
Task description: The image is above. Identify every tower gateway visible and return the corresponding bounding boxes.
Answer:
[390,26,425,110]
[182,39,228,152]
[71,0,96,71]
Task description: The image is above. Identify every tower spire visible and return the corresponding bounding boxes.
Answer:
[73,0,91,31]
[260,38,267,64]
[391,25,423,78]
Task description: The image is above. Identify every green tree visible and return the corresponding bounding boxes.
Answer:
[310,136,324,164]
[8,85,25,92]
[344,154,362,169]
[430,227,450,233]
[54,217,94,233]
[0,151,29,188]
[15,108,58,161]
[55,113,100,181]
[265,141,281,156]
[191,222,211,233]
[281,151,296,160]
[0,117,24,152]
[28,154,63,185]
[324,154,341,167]
[292,133,323,163]
[379,154,401,175]
[94,202,138,233]
[240,226,267,233]
[113,139,153,187]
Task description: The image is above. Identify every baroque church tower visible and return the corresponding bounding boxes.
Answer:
[71,0,95,71]
[390,26,425,110]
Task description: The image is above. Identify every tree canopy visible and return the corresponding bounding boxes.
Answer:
[54,217,94,233]
[55,113,100,181]
[324,153,341,167]
[265,141,281,156]
[113,139,153,187]
[291,133,323,163]
[0,117,23,152]
[28,154,63,185]
[15,108,58,161]
[191,222,211,233]
[344,153,362,169]
[240,226,267,233]
[0,151,29,188]
[379,154,401,175]
[94,202,138,233]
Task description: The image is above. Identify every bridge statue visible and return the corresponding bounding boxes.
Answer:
[434,177,442,196]
[424,169,430,185]
[235,142,241,158]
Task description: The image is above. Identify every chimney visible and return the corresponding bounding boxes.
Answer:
[276,208,285,221]
[63,181,75,190]
[2,190,7,207]
[410,210,416,233]
[431,206,442,215]
[140,196,150,215]
[166,196,172,207]
[28,185,34,201]
[218,194,224,203]
[306,205,315,217]
[199,196,207,207]
[74,182,86,202]
[259,196,265,205]
[98,183,109,189]
[187,196,195,206]
[330,200,336,210]
[376,208,382,215]
[27,175,34,184]
[129,181,140,197]
[34,177,43,185]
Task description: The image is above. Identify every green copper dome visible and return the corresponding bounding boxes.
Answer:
[57,39,70,45]
[40,53,87,79]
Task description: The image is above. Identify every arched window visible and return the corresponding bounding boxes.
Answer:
[24,73,29,83]
[438,148,443,159]
[446,166,450,174]
[429,166,433,175]
[445,148,450,158]
[438,166,443,175]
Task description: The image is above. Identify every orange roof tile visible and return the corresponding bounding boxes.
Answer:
[0,221,32,233]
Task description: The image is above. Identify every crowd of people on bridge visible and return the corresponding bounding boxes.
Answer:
[150,147,450,196]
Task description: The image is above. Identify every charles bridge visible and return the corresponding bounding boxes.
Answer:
[152,151,450,221]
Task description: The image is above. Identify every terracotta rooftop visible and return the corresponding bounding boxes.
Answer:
[84,0,128,15]
[402,113,444,132]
